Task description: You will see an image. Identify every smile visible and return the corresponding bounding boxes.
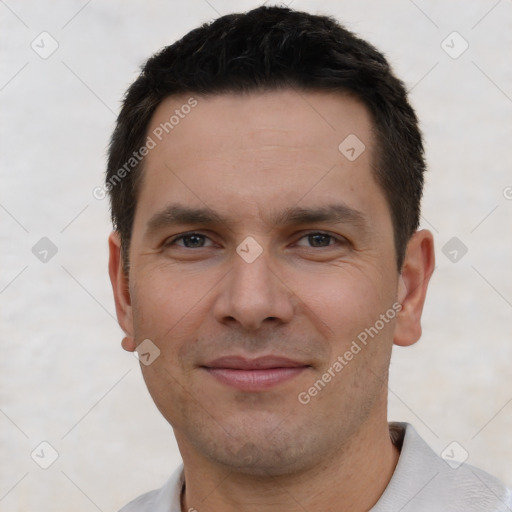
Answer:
[201,355,311,391]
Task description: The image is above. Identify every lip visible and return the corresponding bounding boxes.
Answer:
[201,355,310,391]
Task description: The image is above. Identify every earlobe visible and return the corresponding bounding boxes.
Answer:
[393,229,435,347]
[108,231,135,350]
[121,336,136,352]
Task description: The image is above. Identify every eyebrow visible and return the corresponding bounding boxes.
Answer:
[269,204,368,230]
[145,205,228,237]
[144,203,369,238]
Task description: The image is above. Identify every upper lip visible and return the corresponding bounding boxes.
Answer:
[202,355,309,370]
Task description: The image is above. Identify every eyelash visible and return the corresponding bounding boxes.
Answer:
[165,231,345,249]
[167,232,215,248]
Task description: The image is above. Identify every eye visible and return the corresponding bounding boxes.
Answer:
[168,232,214,248]
[295,232,341,248]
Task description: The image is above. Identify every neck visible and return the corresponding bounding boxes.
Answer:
[179,418,400,512]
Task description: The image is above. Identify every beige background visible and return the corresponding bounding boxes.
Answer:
[1,0,511,510]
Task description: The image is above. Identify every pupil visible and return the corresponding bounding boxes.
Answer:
[309,234,330,247]
[184,235,204,248]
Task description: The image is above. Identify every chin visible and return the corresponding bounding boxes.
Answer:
[204,436,316,478]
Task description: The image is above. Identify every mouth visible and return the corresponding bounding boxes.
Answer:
[201,355,311,391]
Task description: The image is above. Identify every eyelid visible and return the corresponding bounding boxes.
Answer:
[293,230,347,246]
[164,231,215,247]
[163,229,347,249]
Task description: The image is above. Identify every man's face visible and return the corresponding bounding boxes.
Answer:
[111,90,411,475]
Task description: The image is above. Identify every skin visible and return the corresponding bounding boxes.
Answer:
[109,90,435,511]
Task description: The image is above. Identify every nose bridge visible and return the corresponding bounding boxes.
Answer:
[214,246,293,329]
[233,252,273,301]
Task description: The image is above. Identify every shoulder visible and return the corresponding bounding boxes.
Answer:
[374,423,512,512]
[118,464,184,512]
[118,489,159,512]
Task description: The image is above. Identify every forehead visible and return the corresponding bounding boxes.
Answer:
[135,89,388,231]
[146,89,374,163]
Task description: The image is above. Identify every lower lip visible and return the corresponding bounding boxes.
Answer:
[204,367,308,391]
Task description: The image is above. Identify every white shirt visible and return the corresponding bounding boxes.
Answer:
[119,423,512,511]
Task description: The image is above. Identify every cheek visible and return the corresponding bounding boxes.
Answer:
[131,269,205,350]
[298,269,397,405]
[130,269,208,423]
[293,265,387,337]
[130,264,217,339]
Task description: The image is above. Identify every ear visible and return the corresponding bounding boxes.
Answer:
[393,229,435,347]
[108,231,136,352]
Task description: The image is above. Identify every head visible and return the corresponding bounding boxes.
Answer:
[108,6,434,476]
[107,5,425,272]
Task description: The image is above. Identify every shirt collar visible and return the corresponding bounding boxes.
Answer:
[149,422,511,512]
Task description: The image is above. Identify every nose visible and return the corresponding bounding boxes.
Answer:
[212,248,294,330]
